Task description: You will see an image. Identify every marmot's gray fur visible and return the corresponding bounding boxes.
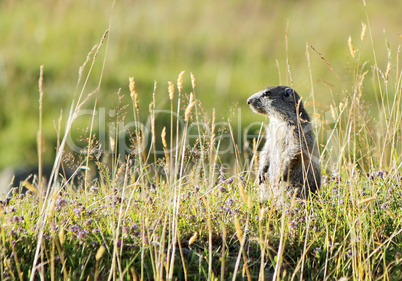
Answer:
[247,86,320,200]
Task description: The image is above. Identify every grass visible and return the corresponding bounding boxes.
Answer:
[1,1,402,280]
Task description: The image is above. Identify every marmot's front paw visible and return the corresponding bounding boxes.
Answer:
[258,166,268,184]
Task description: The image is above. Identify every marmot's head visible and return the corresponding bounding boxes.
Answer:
[247,86,310,123]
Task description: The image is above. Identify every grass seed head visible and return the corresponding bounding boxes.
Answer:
[59,227,65,245]
[95,245,106,261]
[161,127,167,148]
[177,71,185,92]
[361,22,367,41]
[129,77,139,110]
[188,232,198,245]
[234,216,243,241]
[190,72,196,89]
[109,137,116,153]
[168,81,174,100]
[348,36,355,58]
[385,62,391,80]
[185,93,195,122]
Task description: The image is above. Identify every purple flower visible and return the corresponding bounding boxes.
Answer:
[381,204,389,210]
[55,197,67,210]
[78,230,88,240]
[225,198,234,207]
[289,220,298,230]
[314,247,322,253]
[219,186,227,193]
[69,224,81,234]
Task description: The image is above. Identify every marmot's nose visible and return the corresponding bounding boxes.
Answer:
[247,98,251,105]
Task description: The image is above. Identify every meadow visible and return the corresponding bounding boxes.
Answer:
[1,0,402,280]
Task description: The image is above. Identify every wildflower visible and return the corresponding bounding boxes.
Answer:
[50,222,57,231]
[73,206,84,217]
[69,224,81,234]
[55,197,67,210]
[84,218,93,226]
[381,203,389,210]
[123,226,130,235]
[218,186,227,193]
[92,228,100,234]
[78,230,88,240]
[289,220,298,230]
[226,177,234,185]
[225,198,235,207]
[347,250,353,258]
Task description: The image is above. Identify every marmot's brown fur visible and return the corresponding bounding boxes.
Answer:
[247,86,320,200]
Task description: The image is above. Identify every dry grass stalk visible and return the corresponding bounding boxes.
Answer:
[38,65,44,192]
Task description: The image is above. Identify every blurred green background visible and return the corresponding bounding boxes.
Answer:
[0,0,401,169]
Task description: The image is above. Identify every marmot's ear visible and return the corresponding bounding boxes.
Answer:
[284,88,293,98]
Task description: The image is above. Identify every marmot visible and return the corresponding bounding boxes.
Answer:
[247,86,320,200]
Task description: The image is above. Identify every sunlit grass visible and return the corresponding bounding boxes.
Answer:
[1,1,402,280]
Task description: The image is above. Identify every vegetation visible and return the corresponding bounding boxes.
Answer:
[1,0,402,280]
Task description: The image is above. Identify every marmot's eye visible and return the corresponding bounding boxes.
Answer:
[284,88,293,97]
[262,91,270,97]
